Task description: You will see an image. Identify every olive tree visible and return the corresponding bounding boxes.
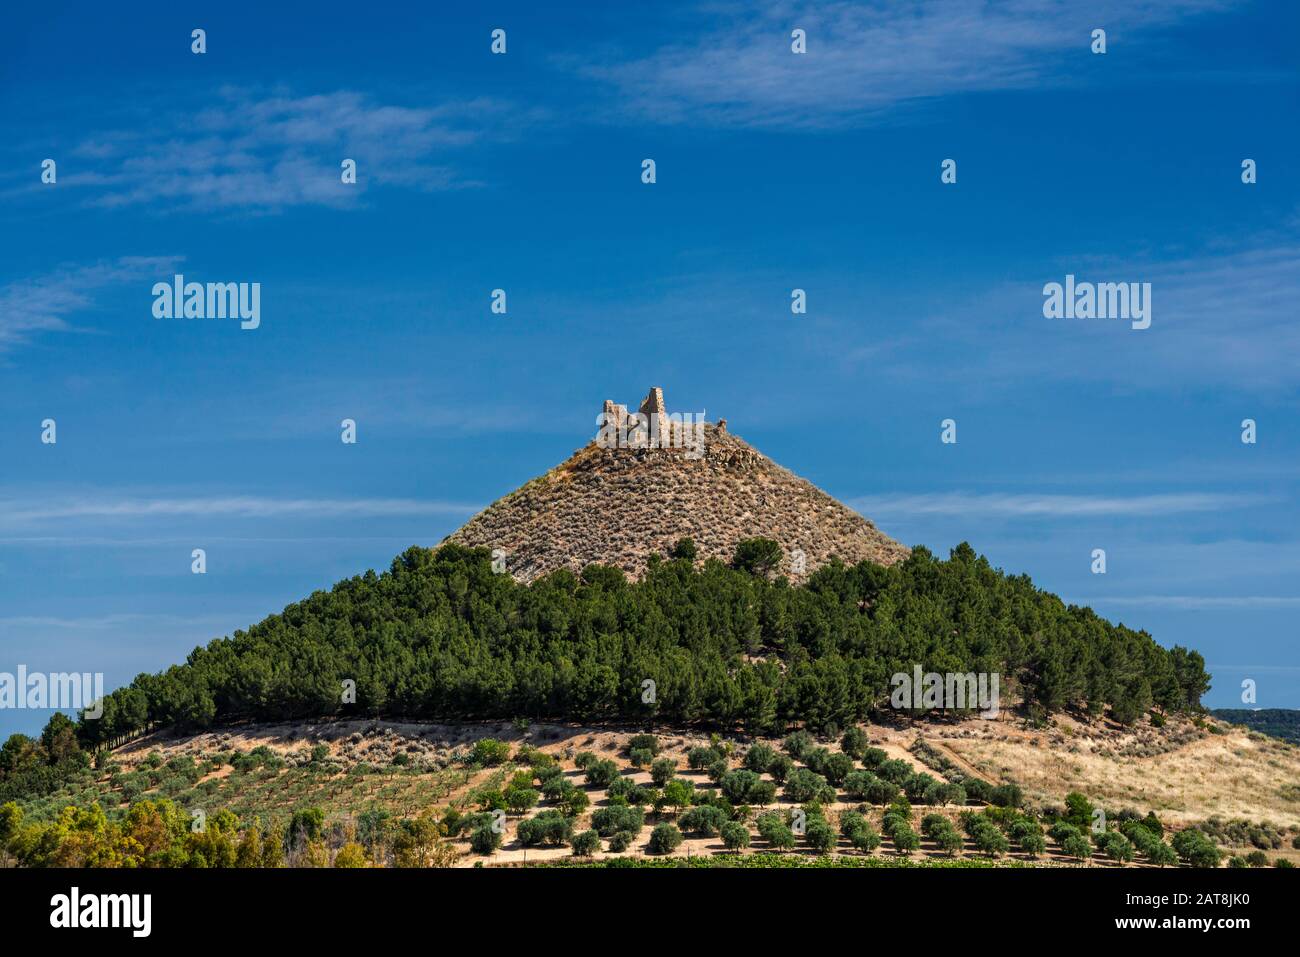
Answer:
[647,822,683,855]
[720,821,750,851]
[650,757,678,787]
[584,759,620,789]
[571,830,601,856]
[805,817,837,854]
[742,743,777,773]
[840,727,870,760]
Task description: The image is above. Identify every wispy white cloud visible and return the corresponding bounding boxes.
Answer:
[850,490,1270,518]
[0,256,181,353]
[0,612,244,629]
[52,87,536,211]
[832,235,1300,391]
[0,495,482,526]
[1084,595,1300,609]
[585,0,1231,129]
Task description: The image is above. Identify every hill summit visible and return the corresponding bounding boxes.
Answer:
[446,387,911,582]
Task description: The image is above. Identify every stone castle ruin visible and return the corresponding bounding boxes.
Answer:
[597,387,705,457]
[448,384,911,583]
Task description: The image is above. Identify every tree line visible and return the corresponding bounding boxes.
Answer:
[0,539,1216,806]
[47,540,1207,755]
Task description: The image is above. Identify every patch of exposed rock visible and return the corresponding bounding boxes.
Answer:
[445,387,911,583]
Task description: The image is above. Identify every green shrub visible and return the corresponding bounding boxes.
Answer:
[720,821,750,851]
[504,786,540,814]
[861,747,887,769]
[963,778,993,804]
[662,778,695,811]
[679,805,727,837]
[1062,834,1092,860]
[805,817,837,853]
[558,785,590,818]
[783,768,833,804]
[973,824,1009,857]
[469,825,501,855]
[891,826,920,855]
[607,830,635,852]
[650,757,678,787]
[990,783,1023,808]
[1104,833,1135,864]
[591,805,644,837]
[840,727,870,760]
[920,813,949,838]
[720,770,763,805]
[904,772,940,803]
[584,759,620,789]
[571,830,601,856]
[1172,829,1221,868]
[1019,832,1046,857]
[820,752,854,786]
[756,811,796,850]
[1050,822,1082,844]
[936,827,965,856]
[647,823,683,855]
[541,777,574,805]
[782,731,813,760]
[518,810,573,847]
[626,734,660,757]
[876,759,912,785]
[688,746,724,770]
[470,738,511,767]
[669,538,697,561]
[1148,842,1178,867]
[732,537,783,576]
[285,807,325,849]
[926,781,966,807]
[848,822,882,853]
[767,754,794,783]
[742,743,777,774]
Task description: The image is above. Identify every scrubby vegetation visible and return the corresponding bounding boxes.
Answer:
[1210,709,1300,744]
[0,717,1284,870]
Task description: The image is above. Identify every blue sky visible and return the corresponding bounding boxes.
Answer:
[1,0,1297,738]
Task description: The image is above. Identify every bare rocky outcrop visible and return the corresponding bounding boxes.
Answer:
[445,387,911,583]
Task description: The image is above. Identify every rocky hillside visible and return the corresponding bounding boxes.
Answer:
[446,387,911,582]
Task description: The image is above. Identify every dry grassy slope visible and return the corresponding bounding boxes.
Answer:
[111,714,1300,865]
[444,423,911,583]
[925,712,1300,828]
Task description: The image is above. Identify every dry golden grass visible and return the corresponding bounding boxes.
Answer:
[891,712,1300,829]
